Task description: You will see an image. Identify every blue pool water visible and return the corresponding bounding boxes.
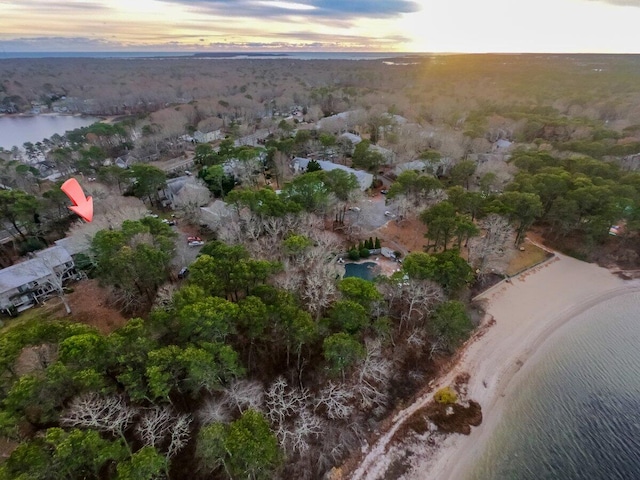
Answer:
[344,262,378,281]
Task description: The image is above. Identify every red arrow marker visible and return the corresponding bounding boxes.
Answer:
[61,178,93,222]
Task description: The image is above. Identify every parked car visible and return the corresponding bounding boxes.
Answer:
[162,219,176,226]
[188,240,205,247]
[178,267,189,279]
[380,189,388,195]
[384,211,396,218]
[187,236,202,243]
[348,206,361,212]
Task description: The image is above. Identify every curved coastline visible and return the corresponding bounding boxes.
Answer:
[439,285,640,480]
[350,251,640,480]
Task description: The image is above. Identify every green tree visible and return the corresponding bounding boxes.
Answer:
[430,300,473,351]
[448,160,477,189]
[97,165,130,193]
[116,446,168,480]
[420,201,458,250]
[225,409,282,479]
[200,164,235,198]
[387,170,442,206]
[194,143,220,166]
[283,234,313,259]
[197,410,281,480]
[338,277,382,311]
[282,172,332,212]
[129,164,167,206]
[0,428,127,480]
[403,250,474,294]
[176,296,240,343]
[306,159,322,172]
[498,191,543,244]
[323,333,365,378]
[92,219,174,307]
[0,189,40,240]
[327,300,369,334]
[320,169,359,201]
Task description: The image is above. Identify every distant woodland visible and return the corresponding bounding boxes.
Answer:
[2,54,640,479]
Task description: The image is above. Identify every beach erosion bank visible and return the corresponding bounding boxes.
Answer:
[351,251,640,480]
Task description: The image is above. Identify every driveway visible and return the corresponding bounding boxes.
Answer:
[346,194,393,232]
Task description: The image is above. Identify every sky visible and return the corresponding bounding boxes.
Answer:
[2,0,640,53]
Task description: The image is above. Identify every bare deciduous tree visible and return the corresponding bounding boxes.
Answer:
[265,377,308,425]
[468,213,514,274]
[61,393,138,445]
[314,382,354,421]
[197,397,233,426]
[223,380,264,414]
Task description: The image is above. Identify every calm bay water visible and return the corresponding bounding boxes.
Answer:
[467,291,640,480]
[0,115,99,151]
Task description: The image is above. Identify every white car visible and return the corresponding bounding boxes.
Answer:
[384,211,396,218]
[188,240,205,247]
[348,206,361,212]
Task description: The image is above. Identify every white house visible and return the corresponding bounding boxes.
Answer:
[293,157,373,191]
[193,130,224,144]
[0,246,78,315]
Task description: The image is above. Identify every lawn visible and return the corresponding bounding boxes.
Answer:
[506,242,552,277]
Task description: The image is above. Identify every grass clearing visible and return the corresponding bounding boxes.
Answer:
[506,242,552,277]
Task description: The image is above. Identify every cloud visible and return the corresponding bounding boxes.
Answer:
[160,0,420,19]
[585,0,640,5]
[5,0,110,12]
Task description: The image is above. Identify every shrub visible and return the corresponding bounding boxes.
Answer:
[434,387,457,405]
[359,248,370,258]
[348,249,360,261]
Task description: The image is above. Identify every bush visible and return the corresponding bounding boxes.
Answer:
[359,248,370,258]
[434,387,458,405]
[348,249,360,261]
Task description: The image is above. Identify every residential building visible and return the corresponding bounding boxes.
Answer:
[0,246,79,315]
[293,157,373,191]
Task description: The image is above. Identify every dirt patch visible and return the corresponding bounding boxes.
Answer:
[375,217,428,256]
[41,279,127,334]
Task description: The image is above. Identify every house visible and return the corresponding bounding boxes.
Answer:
[193,130,224,144]
[492,139,513,152]
[339,132,363,146]
[0,246,79,315]
[162,176,211,209]
[393,160,429,176]
[293,157,373,191]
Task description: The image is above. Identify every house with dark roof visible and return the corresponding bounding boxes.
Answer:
[0,246,78,315]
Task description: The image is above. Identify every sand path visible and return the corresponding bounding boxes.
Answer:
[350,250,640,480]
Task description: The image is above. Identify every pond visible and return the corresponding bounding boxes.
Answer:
[344,262,379,281]
[0,114,100,150]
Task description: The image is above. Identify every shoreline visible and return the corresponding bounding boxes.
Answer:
[349,251,640,480]
[438,282,640,480]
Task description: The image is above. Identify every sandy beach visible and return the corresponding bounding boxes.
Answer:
[350,249,640,480]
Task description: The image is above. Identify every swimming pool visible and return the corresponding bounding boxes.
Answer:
[344,262,379,281]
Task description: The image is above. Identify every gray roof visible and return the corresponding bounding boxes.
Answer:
[294,157,373,191]
[0,246,72,294]
[339,132,363,145]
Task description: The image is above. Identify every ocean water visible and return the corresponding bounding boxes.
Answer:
[466,291,640,480]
